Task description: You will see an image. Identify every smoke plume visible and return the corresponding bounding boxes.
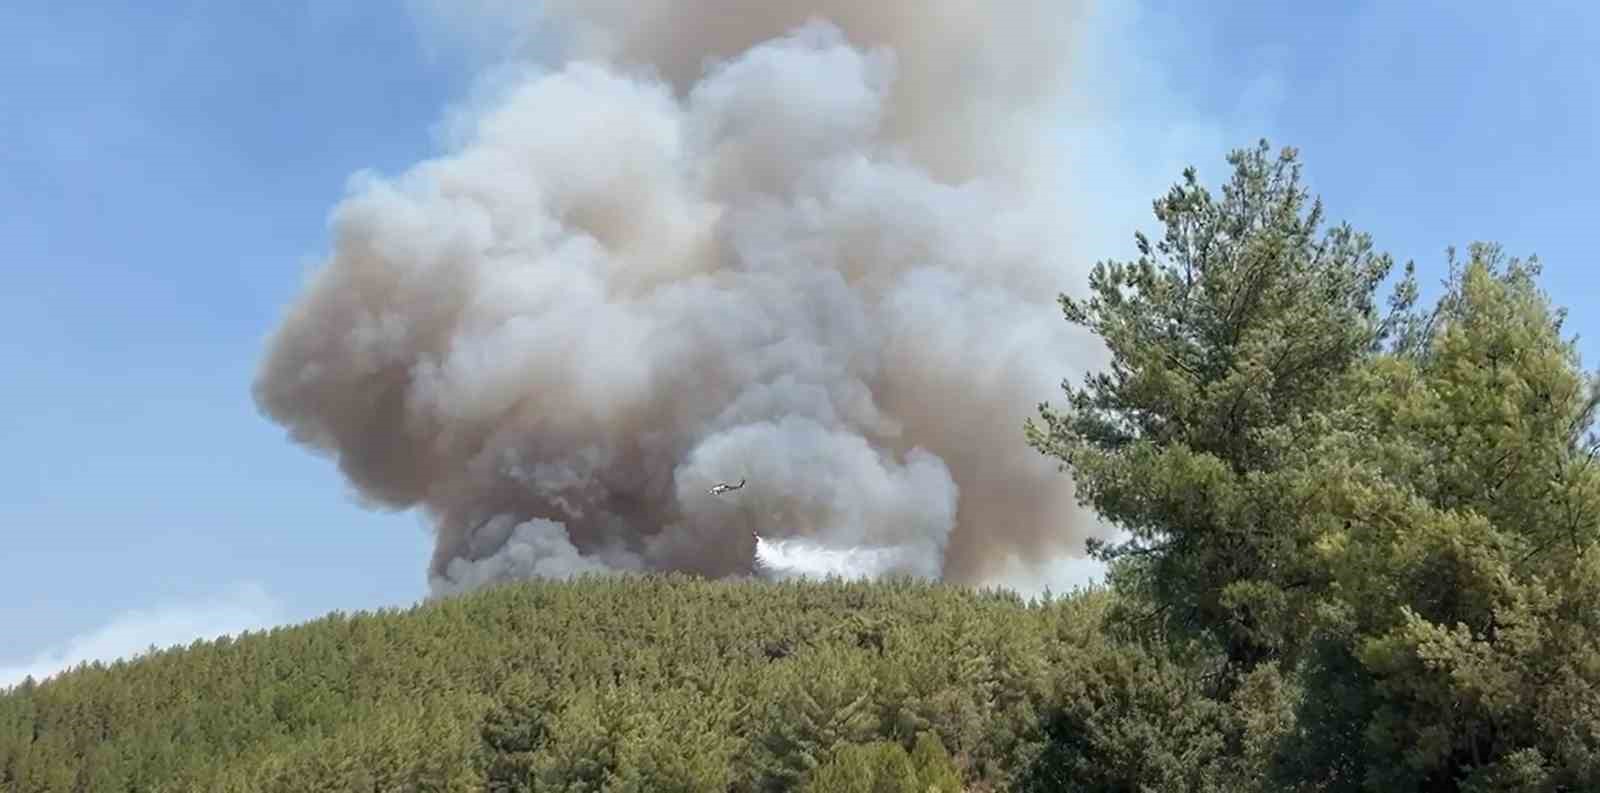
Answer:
[254,0,1112,596]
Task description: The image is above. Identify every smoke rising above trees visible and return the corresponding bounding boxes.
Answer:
[253,2,1112,595]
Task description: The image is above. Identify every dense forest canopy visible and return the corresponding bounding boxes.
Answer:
[6,141,1599,792]
[1025,141,1600,791]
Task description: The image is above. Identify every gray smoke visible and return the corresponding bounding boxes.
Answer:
[254,0,1112,596]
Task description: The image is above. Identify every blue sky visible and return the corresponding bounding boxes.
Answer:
[3,1,1596,682]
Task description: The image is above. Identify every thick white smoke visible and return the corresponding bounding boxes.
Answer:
[255,1,1112,596]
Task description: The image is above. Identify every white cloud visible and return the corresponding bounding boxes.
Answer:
[1,583,288,689]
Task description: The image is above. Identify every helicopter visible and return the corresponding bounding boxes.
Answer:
[706,478,746,496]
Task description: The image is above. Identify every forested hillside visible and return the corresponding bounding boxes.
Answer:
[7,141,1600,792]
[2,575,1171,792]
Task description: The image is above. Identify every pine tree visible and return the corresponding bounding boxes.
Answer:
[1026,140,1420,693]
